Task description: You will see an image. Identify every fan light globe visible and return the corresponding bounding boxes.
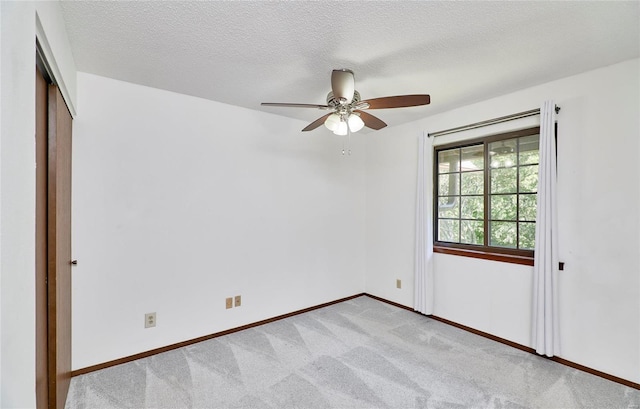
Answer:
[333,121,348,136]
[348,113,365,132]
[324,113,341,131]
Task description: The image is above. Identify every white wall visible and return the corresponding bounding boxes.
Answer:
[71,73,366,370]
[0,2,76,407]
[365,58,640,383]
[1,3,4,401]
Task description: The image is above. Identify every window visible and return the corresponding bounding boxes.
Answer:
[434,127,539,264]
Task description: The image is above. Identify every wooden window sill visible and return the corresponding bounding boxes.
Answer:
[433,246,534,266]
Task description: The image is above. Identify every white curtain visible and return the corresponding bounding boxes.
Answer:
[532,100,559,357]
[414,133,434,315]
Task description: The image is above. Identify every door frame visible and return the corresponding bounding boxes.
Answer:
[35,57,50,409]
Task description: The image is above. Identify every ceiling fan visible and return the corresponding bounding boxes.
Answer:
[261,69,431,134]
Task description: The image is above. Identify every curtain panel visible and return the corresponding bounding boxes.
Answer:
[532,100,560,357]
[415,133,434,315]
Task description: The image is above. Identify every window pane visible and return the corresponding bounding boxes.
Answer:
[461,145,484,170]
[519,194,537,221]
[434,128,539,256]
[519,222,536,250]
[489,139,517,168]
[519,135,539,165]
[438,219,460,242]
[461,171,483,195]
[438,149,460,173]
[491,194,517,220]
[519,165,538,193]
[438,197,459,218]
[439,173,459,197]
[490,167,517,193]
[461,196,483,220]
[461,220,484,245]
[490,221,517,248]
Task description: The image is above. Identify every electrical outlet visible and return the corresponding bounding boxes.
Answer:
[396,279,402,289]
[235,295,242,307]
[225,297,233,309]
[145,312,156,328]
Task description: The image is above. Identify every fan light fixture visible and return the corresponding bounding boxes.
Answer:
[334,120,348,136]
[324,113,341,131]
[347,113,365,132]
[324,112,364,135]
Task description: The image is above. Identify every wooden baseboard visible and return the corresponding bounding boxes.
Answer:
[364,293,640,391]
[364,293,414,312]
[71,293,365,377]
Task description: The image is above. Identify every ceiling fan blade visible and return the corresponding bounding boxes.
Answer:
[360,94,430,109]
[355,110,387,130]
[331,69,355,104]
[261,102,330,109]
[302,113,332,132]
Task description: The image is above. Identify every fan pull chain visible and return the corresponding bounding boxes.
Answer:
[340,117,352,156]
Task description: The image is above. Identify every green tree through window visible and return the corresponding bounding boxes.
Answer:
[434,127,539,260]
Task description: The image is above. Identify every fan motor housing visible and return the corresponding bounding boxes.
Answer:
[327,90,361,107]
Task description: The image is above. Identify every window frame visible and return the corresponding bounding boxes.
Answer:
[433,126,541,266]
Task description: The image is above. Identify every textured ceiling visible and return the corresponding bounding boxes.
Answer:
[60,1,639,131]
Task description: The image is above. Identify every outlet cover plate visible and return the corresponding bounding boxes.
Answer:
[145,312,156,328]
[225,297,233,309]
[234,295,242,307]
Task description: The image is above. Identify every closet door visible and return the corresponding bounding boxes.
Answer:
[37,66,73,409]
[47,83,73,409]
